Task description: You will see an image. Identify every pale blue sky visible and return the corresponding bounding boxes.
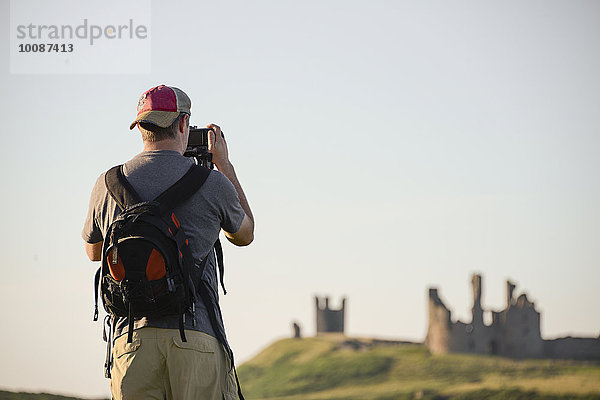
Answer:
[1,0,599,398]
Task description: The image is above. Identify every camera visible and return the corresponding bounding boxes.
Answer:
[184,126,213,169]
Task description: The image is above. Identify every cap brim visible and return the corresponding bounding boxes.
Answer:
[129,110,180,130]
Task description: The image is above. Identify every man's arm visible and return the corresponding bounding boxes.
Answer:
[218,162,254,246]
[85,241,103,261]
[83,175,106,262]
[207,123,254,246]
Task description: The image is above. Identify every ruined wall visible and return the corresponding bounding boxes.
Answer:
[425,288,452,354]
[425,274,598,360]
[315,296,345,335]
[463,275,496,355]
[452,321,498,355]
[427,275,498,355]
[544,337,600,360]
[493,293,543,358]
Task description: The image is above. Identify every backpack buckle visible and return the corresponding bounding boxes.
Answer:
[111,245,118,265]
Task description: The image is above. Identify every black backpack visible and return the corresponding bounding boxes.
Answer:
[92,164,210,368]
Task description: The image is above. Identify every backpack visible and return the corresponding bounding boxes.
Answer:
[93,163,210,373]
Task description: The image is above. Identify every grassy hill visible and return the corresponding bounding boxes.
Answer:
[0,391,105,400]
[237,336,600,400]
[3,336,599,400]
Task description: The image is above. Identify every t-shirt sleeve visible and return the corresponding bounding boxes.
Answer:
[212,171,246,234]
[82,174,105,244]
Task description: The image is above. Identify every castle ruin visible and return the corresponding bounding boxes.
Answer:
[426,274,600,360]
[315,296,346,335]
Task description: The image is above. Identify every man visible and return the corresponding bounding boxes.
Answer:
[82,84,254,400]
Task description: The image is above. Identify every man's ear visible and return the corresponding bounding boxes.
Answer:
[179,114,189,133]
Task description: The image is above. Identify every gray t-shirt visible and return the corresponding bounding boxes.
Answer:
[82,150,245,340]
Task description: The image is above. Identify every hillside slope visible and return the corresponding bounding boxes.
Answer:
[237,336,600,400]
[0,391,105,400]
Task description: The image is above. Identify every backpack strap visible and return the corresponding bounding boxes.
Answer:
[105,164,210,212]
[155,164,211,215]
[93,267,101,321]
[105,165,142,210]
[214,238,227,295]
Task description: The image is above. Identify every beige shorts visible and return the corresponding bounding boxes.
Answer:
[110,327,238,400]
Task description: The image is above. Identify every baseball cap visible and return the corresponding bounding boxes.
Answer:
[129,85,191,130]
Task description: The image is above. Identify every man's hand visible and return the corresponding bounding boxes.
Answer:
[207,123,230,170]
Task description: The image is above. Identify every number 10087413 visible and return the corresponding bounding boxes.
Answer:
[18,43,73,53]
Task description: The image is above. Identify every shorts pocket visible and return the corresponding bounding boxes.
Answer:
[172,336,216,353]
[113,337,142,359]
[170,335,218,392]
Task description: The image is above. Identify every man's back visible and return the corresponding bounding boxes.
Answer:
[83,149,245,340]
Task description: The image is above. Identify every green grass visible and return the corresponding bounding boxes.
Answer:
[0,391,106,400]
[237,336,600,400]
[2,337,599,400]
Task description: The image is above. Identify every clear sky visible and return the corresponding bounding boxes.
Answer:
[1,0,599,398]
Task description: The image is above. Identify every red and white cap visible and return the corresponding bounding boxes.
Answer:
[129,85,191,130]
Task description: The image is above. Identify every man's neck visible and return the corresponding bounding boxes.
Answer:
[143,139,183,154]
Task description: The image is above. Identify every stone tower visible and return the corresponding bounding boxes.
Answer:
[315,296,346,335]
[506,280,516,307]
[425,288,452,354]
[471,274,484,327]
